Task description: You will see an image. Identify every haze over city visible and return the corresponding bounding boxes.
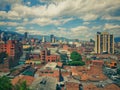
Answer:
[0,0,120,40]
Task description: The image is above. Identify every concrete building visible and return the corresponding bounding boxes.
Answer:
[42,36,45,43]
[95,32,114,54]
[24,32,28,39]
[50,34,56,43]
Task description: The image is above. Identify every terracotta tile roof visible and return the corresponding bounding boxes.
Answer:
[83,84,98,90]
[12,75,34,86]
[104,84,120,90]
[81,73,88,81]
[65,82,80,90]
[57,62,63,67]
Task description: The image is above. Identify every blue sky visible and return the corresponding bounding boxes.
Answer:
[0,0,120,40]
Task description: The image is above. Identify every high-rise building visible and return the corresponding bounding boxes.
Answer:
[24,32,28,39]
[42,36,45,42]
[50,34,54,42]
[95,32,114,54]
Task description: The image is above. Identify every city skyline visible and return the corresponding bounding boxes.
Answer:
[0,0,120,40]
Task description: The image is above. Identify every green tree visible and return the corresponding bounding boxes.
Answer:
[0,76,31,90]
[0,76,13,90]
[70,51,82,61]
[0,52,8,63]
[117,68,120,75]
[68,51,85,66]
[14,81,30,90]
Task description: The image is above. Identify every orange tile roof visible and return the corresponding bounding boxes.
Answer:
[12,75,34,86]
[57,62,63,67]
[104,84,120,90]
[81,73,88,81]
[83,84,98,90]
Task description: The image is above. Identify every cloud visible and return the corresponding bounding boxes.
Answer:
[92,26,102,30]
[0,0,120,40]
[0,21,19,26]
[30,18,60,26]
[83,22,90,25]
[30,17,74,26]
[16,26,25,30]
[1,0,120,22]
[57,27,66,31]
[104,23,120,30]
[80,14,98,21]
[0,11,20,20]
[104,23,120,37]
[0,22,6,26]
[102,15,120,20]
[71,26,88,32]
[0,0,22,11]
[16,29,42,35]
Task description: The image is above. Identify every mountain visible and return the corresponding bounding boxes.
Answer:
[29,35,74,42]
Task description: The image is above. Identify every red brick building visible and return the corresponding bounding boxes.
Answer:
[0,40,23,69]
[40,48,60,63]
[0,40,22,57]
[46,55,60,62]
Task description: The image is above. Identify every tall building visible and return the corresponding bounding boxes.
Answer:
[50,34,54,42]
[24,32,28,39]
[95,32,114,54]
[42,36,45,42]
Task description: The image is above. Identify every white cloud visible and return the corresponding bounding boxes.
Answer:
[30,17,74,26]
[71,26,88,32]
[7,22,18,26]
[102,15,120,20]
[0,22,6,26]
[83,22,90,25]
[0,0,120,39]
[81,14,98,21]
[104,23,120,30]
[92,26,102,30]
[30,18,60,26]
[0,22,18,26]
[104,23,120,37]
[0,11,21,20]
[16,26,25,30]
[0,0,120,23]
[58,27,66,31]
[9,0,120,20]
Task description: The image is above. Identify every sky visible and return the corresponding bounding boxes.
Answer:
[0,0,120,40]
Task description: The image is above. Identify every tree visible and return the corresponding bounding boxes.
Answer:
[70,51,82,61]
[0,76,13,90]
[13,81,30,90]
[117,68,120,75]
[68,51,85,66]
[0,52,8,63]
[0,76,30,90]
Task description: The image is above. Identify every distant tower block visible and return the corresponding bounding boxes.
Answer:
[50,34,54,42]
[52,37,56,43]
[42,36,45,42]
[24,32,28,39]
[95,32,114,54]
